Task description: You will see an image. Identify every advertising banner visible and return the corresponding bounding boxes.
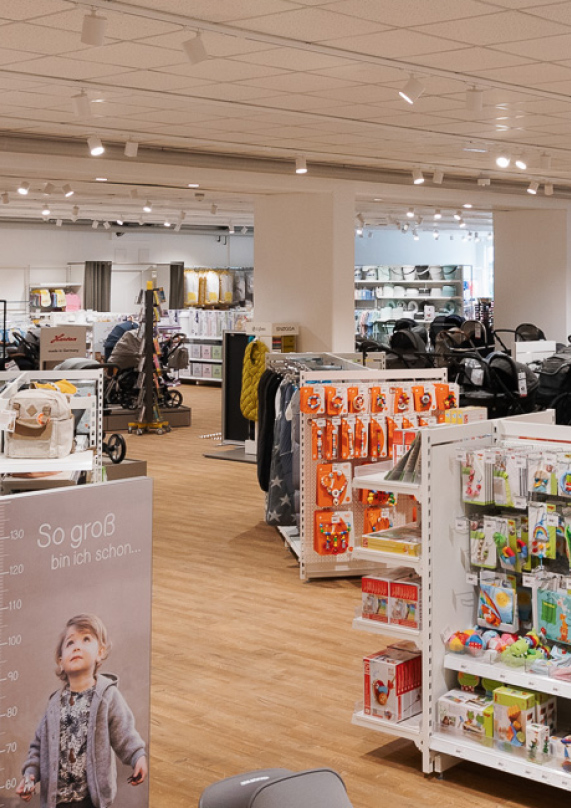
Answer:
[0,478,152,808]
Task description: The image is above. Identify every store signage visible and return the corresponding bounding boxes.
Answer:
[40,325,87,367]
[0,478,152,808]
[247,321,300,336]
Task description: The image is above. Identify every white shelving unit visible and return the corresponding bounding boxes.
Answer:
[348,410,571,783]
[352,708,422,742]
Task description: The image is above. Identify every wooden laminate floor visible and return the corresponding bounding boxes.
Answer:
[128,385,563,808]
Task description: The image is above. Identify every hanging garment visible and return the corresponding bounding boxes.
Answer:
[266,382,296,527]
[205,271,220,304]
[257,369,283,492]
[240,339,269,421]
[233,271,246,304]
[65,292,81,311]
[184,270,199,305]
[219,272,233,304]
[288,387,301,529]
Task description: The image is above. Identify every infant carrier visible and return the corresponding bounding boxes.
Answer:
[199,768,353,808]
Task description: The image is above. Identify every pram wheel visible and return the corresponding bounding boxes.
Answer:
[104,433,126,464]
[163,389,183,409]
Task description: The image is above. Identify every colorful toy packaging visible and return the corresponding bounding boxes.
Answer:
[363,646,422,723]
[470,517,497,570]
[437,690,493,744]
[529,502,557,560]
[389,576,422,630]
[493,686,536,752]
[313,510,353,556]
[526,723,550,764]
[361,524,421,557]
[493,451,528,508]
[477,578,518,633]
[536,587,571,646]
[549,734,571,772]
[528,452,558,496]
[361,569,414,624]
[316,463,352,507]
[535,692,557,734]
[462,450,493,505]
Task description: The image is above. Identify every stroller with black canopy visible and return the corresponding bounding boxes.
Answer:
[458,351,539,419]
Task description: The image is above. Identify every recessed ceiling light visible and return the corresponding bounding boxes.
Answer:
[143,200,152,212]
[17,181,30,195]
[295,155,307,174]
[399,75,425,105]
[42,205,50,216]
[412,168,424,185]
[124,140,138,158]
[496,154,510,168]
[527,181,539,195]
[434,209,442,220]
[95,177,107,182]
[188,183,200,188]
[87,136,104,156]
[515,157,527,170]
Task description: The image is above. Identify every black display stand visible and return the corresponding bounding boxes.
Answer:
[222,330,251,443]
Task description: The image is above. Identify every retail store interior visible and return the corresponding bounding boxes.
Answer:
[4,1,571,807]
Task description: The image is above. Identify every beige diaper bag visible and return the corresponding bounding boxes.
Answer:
[5,389,74,459]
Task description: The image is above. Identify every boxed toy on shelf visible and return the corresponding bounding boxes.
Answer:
[361,570,421,628]
[437,690,493,744]
[364,645,422,723]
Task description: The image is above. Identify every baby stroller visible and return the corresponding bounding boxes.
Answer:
[459,351,539,418]
[386,321,432,370]
[6,328,40,370]
[199,768,353,808]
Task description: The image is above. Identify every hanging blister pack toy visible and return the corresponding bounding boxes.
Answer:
[478,576,519,633]
[411,384,433,413]
[434,382,457,412]
[325,385,348,416]
[311,418,327,461]
[558,452,571,498]
[347,385,369,414]
[340,417,355,460]
[316,462,352,507]
[470,517,497,569]
[300,385,325,415]
[536,585,571,646]
[369,415,388,460]
[494,450,528,508]
[390,385,412,415]
[529,502,557,560]
[363,506,393,535]
[370,385,389,414]
[313,510,353,556]
[354,415,369,459]
[528,452,557,496]
[462,450,492,505]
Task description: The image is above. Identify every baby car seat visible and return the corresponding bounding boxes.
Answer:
[199,768,353,808]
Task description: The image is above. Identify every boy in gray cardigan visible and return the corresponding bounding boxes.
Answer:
[17,614,147,808]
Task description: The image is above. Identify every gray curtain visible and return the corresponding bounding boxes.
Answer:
[84,261,112,311]
[169,262,185,309]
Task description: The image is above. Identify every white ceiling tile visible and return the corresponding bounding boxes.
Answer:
[525,3,571,25]
[305,84,397,103]
[73,42,185,70]
[0,91,72,110]
[0,22,91,54]
[310,63,406,83]
[108,71,218,91]
[414,46,533,71]
[322,0,494,26]
[321,29,467,57]
[230,47,355,72]
[475,60,571,83]
[230,7,389,40]
[156,59,289,82]
[532,79,571,95]
[0,47,44,66]
[118,0,296,21]
[33,8,180,39]
[310,102,391,119]
[496,32,571,61]
[415,10,565,45]
[247,93,342,110]
[2,56,126,79]
[0,0,69,21]
[236,72,358,92]
[482,0,562,7]
[180,84,290,101]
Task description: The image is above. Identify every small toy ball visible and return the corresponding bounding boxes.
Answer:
[449,635,467,653]
[481,630,499,648]
[466,633,485,656]
[500,633,516,650]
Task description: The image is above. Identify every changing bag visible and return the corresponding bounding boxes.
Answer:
[5,388,74,459]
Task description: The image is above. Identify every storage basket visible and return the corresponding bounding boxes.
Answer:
[402,265,416,280]
[364,266,378,280]
[405,287,419,297]
[393,285,405,297]
[429,265,443,280]
[415,265,429,280]
[383,285,394,298]
[443,265,460,280]
[431,287,444,297]
[442,285,456,297]
[389,266,404,281]
[377,266,391,281]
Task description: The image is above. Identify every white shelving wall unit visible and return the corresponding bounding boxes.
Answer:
[348,410,571,784]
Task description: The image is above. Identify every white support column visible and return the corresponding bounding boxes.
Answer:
[494,209,571,344]
[254,189,355,352]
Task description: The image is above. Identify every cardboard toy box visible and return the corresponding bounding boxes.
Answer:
[389,576,422,630]
[361,568,413,624]
[550,733,571,772]
[437,690,493,744]
[526,722,550,764]
[444,406,487,425]
[493,687,536,752]
[363,646,422,723]
[535,692,557,734]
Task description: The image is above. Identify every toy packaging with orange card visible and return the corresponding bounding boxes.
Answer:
[316,462,352,507]
[363,645,422,723]
[313,510,353,556]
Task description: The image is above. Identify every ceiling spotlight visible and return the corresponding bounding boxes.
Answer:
[241,226,248,235]
[41,205,50,216]
[92,220,99,229]
[399,75,425,105]
[1,192,8,204]
[229,224,235,234]
[412,168,424,185]
[487,232,493,240]
[432,169,444,185]
[459,219,466,228]
[545,182,554,196]
[182,30,208,65]
[17,181,30,195]
[116,218,123,225]
[103,221,110,230]
[87,136,104,156]
[356,213,365,226]
[515,157,527,170]
[210,204,218,215]
[56,219,63,227]
[540,153,552,171]
[496,154,510,168]
[164,220,171,227]
[95,177,107,182]
[188,183,199,188]
[527,181,539,195]
[72,205,79,217]
[174,223,182,232]
[143,200,152,212]
[463,203,473,209]
[406,207,415,218]
[42,182,55,196]
[355,226,363,236]
[477,176,491,187]
[130,189,138,199]
[402,222,410,232]
[413,230,419,241]
[433,229,439,240]
[466,86,483,114]
[454,211,462,221]
[434,209,442,220]
[72,90,91,117]
[295,155,307,174]
[179,211,186,221]
[81,9,107,47]
[475,232,481,242]
[62,183,74,197]
[124,140,138,158]
[138,217,144,225]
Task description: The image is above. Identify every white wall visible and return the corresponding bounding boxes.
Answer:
[355,229,487,267]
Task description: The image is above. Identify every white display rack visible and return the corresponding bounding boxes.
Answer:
[278,526,301,558]
[0,369,104,486]
[352,609,421,642]
[348,409,567,778]
[352,706,422,744]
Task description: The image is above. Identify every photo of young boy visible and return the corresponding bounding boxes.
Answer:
[17,613,147,808]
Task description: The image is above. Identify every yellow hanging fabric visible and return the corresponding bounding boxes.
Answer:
[239,339,268,421]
